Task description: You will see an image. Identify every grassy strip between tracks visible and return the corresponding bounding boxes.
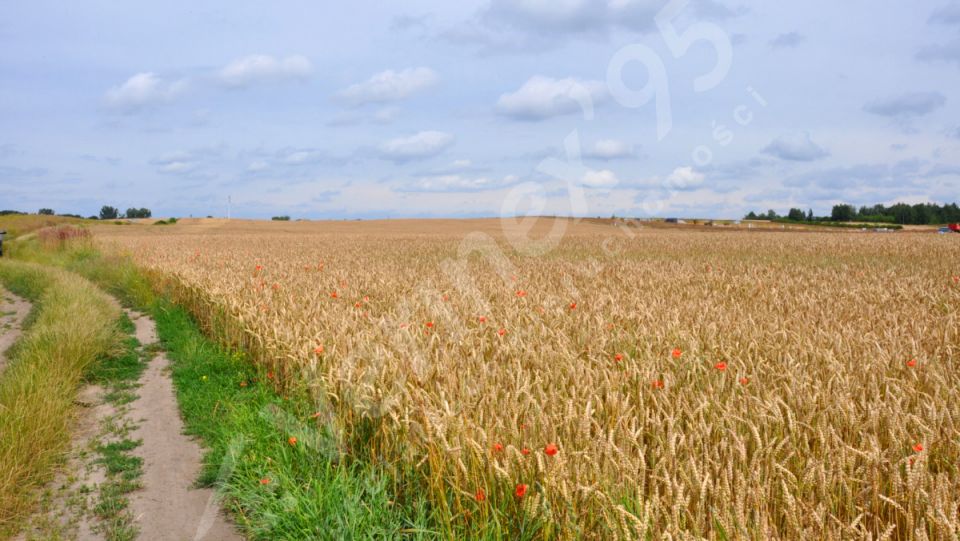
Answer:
[0,259,122,537]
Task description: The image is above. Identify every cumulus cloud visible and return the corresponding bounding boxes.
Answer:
[379,131,455,162]
[584,139,636,160]
[664,167,706,191]
[864,92,946,118]
[762,132,829,161]
[400,173,519,192]
[769,32,805,49]
[104,72,187,112]
[337,67,438,106]
[580,169,620,188]
[217,54,313,88]
[496,76,606,120]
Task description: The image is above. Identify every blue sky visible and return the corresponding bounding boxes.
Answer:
[1,0,958,219]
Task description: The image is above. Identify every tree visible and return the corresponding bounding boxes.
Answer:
[38,208,54,215]
[125,207,152,219]
[745,211,758,220]
[99,205,119,220]
[831,204,856,222]
[765,209,779,220]
[807,209,814,221]
[787,208,805,221]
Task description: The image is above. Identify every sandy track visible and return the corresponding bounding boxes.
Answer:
[0,287,31,374]
[126,311,241,541]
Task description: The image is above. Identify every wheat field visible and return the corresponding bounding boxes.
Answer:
[96,218,960,540]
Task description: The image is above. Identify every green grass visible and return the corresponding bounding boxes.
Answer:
[0,260,121,536]
[152,298,438,539]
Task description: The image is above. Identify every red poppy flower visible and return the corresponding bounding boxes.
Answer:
[330,291,338,299]
[516,290,527,297]
[310,411,322,419]
[442,294,449,301]
[671,348,682,359]
[544,443,558,456]
[267,371,275,380]
[288,436,297,446]
[259,478,271,485]
[614,353,623,362]
[492,443,504,453]
[354,302,361,308]
[714,361,727,371]
[363,295,370,302]
[521,448,530,455]
[739,377,750,385]
[906,358,917,367]
[426,321,434,328]
[239,381,248,388]
[475,489,486,502]
[514,484,527,498]
[913,443,924,452]
[478,316,487,323]
[272,283,280,290]
[569,302,577,310]
[314,345,324,354]
[652,380,664,389]
[498,328,507,336]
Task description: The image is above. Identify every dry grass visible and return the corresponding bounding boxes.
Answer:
[0,260,121,535]
[98,218,960,539]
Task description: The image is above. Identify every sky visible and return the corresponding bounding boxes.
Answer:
[1,0,958,220]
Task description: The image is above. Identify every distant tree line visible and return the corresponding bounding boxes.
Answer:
[746,202,960,225]
[1,207,154,220]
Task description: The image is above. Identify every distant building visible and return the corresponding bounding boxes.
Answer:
[665,218,678,223]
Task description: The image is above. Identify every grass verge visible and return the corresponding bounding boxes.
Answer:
[0,260,121,536]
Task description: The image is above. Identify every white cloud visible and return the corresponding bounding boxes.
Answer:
[379,131,455,162]
[762,132,829,161]
[496,76,606,120]
[218,54,313,88]
[401,174,519,192]
[247,160,269,172]
[337,67,439,106]
[580,169,620,188]
[104,72,187,112]
[584,139,635,160]
[158,161,195,174]
[664,167,706,190]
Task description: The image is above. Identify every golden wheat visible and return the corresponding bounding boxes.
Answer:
[96,219,960,540]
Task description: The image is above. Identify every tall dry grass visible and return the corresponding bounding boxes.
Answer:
[99,221,960,539]
[0,260,121,535]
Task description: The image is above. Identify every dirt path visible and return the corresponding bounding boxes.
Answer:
[0,287,31,374]
[17,306,242,541]
[126,310,242,541]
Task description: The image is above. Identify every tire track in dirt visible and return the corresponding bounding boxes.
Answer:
[0,287,31,374]
[125,310,242,541]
